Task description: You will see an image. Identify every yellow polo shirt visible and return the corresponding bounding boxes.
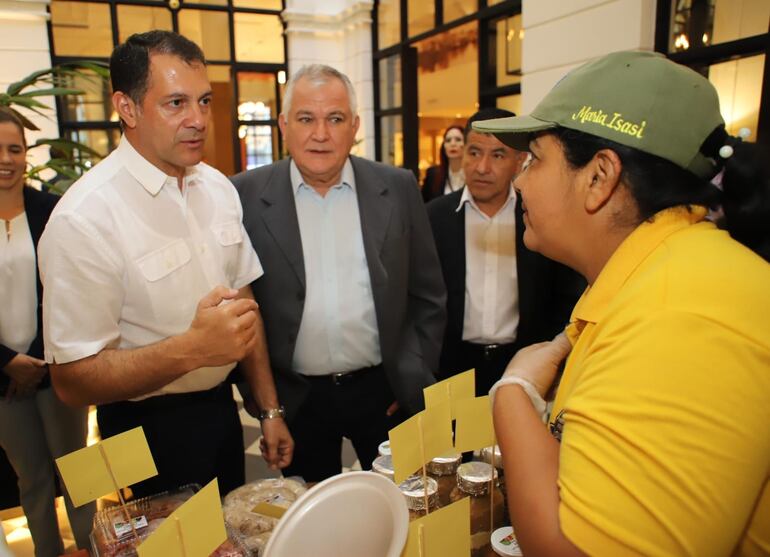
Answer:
[550,206,770,556]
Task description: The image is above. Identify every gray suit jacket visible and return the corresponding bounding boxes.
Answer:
[232,156,447,421]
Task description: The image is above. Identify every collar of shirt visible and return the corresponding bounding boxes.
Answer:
[290,158,356,195]
[455,184,517,218]
[117,135,201,196]
[571,205,708,327]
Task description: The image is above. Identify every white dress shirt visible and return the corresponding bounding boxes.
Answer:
[38,136,263,398]
[0,212,37,354]
[290,159,381,375]
[458,185,519,344]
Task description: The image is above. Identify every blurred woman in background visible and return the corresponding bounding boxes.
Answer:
[0,107,94,557]
[422,124,465,203]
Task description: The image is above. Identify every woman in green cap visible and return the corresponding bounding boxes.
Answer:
[481,50,769,556]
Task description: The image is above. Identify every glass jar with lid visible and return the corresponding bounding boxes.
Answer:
[398,476,441,521]
[425,452,461,507]
[372,454,395,482]
[449,462,505,557]
[480,445,508,523]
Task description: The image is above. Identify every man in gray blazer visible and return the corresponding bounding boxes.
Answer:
[232,65,446,481]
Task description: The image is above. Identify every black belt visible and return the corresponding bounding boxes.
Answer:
[302,364,382,386]
[461,341,517,361]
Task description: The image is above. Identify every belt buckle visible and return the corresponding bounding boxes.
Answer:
[331,372,347,386]
[483,344,500,360]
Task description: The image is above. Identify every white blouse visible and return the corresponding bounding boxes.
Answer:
[444,168,465,195]
[0,212,37,354]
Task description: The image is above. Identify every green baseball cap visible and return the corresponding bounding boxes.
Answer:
[473,50,724,178]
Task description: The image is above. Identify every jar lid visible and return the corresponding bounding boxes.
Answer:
[425,452,461,476]
[456,462,497,496]
[398,476,439,511]
[480,446,503,469]
[491,527,522,556]
[378,440,391,457]
[372,455,394,480]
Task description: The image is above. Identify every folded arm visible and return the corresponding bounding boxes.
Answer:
[51,285,260,406]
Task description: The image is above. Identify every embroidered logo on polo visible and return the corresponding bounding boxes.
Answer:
[550,409,565,442]
[571,106,647,139]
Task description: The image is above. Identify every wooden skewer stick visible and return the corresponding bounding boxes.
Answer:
[98,444,140,544]
[418,415,430,516]
[175,515,187,557]
[489,445,495,535]
[418,523,425,557]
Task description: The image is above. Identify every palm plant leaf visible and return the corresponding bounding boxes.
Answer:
[4,61,111,193]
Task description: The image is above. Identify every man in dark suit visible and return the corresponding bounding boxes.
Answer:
[232,65,446,481]
[427,108,584,397]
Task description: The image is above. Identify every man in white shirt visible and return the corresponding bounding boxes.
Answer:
[232,65,446,481]
[38,31,293,497]
[427,109,583,396]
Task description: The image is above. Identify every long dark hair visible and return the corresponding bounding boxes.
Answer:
[433,125,465,190]
[551,126,770,261]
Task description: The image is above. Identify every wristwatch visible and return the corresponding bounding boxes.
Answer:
[258,405,285,420]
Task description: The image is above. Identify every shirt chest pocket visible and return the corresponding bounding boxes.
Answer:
[212,221,243,279]
[136,239,192,282]
[135,239,194,321]
[213,221,243,247]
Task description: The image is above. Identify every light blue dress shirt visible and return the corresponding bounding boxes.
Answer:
[290,159,382,375]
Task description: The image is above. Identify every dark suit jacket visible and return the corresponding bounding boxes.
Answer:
[421,165,445,204]
[232,156,447,422]
[426,189,585,376]
[0,186,59,395]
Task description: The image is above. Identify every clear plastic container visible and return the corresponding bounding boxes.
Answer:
[222,477,307,556]
[90,484,249,556]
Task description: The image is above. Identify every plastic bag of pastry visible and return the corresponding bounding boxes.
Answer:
[91,484,198,556]
[222,478,307,556]
[90,484,249,556]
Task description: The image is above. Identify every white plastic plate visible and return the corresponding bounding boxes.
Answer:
[263,471,408,557]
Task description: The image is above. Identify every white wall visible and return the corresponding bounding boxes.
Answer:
[0,0,56,173]
[521,0,657,113]
[282,0,375,159]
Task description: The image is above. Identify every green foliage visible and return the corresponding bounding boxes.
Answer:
[0,61,110,193]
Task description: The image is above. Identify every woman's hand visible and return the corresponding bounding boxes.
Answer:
[502,333,572,397]
[3,354,47,400]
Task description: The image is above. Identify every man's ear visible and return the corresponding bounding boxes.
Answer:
[113,91,138,129]
[278,113,287,138]
[584,148,623,213]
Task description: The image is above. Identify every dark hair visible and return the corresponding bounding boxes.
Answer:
[464,108,515,141]
[550,126,770,262]
[0,107,27,148]
[110,30,206,105]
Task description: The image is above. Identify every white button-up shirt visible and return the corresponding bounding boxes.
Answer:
[290,159,381,375]
[38,136,263,397]
[0,212,37,354]
[457,185,519,344]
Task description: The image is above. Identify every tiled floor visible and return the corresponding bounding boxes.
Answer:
[1,387,361,556]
